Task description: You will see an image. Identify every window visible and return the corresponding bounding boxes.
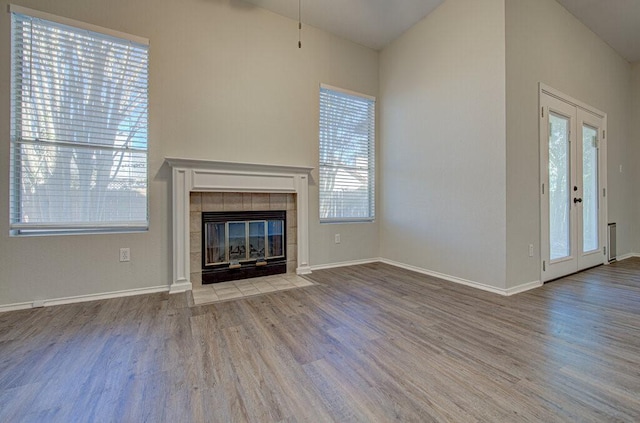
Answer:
[319,84,375,222]
[10,6,149,235]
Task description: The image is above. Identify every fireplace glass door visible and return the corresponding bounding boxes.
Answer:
[249,221,266,260]
[268,220,284,258]
[204,215,285,266]
[204,223,225,265]
[228,222,247,262]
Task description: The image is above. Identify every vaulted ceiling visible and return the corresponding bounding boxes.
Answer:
[241,0,445,51]
[243,0,640,63]
[556,0,640,62]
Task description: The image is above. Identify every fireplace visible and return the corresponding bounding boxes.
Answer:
[201,210,287,283]
[165,158,313,294]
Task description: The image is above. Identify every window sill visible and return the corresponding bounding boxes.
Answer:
[320,219,375,225]
[10,227,149,237]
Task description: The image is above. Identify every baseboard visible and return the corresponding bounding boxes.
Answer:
[296,265,313,275]
[0,285,170,313]
[6,249,606,313]
[310,258,380,272]
[312,257,542,296]
[379,258,515,295]
[168,281,192,294]
[380,258,541,296]
[504,280,543,296]
[615,253,640,261]
[0,301,35,313]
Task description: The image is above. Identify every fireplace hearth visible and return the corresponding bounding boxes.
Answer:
[201,210,287,283]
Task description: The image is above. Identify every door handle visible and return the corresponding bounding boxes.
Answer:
[574,197,583,204]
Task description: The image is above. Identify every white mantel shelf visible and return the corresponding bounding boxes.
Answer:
[165,157,314,176]
[166,157,314,294]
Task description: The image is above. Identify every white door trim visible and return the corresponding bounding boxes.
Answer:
[540,84,606,119]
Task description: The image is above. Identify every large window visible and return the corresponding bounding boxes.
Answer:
[10,7,149,235]
[319,84,375,222]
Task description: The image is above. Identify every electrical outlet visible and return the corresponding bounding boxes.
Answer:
[120,248,130,262]
[529,244,534,257]
[334,234,341,244]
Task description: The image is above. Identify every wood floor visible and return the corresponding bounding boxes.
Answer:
[1,259,640,422]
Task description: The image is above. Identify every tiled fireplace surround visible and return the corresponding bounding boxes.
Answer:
[189,192,298,287]
[166,158,313,293]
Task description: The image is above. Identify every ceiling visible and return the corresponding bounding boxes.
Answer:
[242,0,640,63]
[556,0,640,63]
[241,0,445,51]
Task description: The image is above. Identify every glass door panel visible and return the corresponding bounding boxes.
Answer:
[549,112,571,261]
[267,220,284,258]
[248,221,266,259]
[228,222,247,262]
[582,125,599,253]
[205,222,226,265]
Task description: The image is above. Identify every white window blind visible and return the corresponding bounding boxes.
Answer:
[319,85,375,222]
[10,8,149,235]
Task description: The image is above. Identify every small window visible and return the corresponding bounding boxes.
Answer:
[319,84,375,223]
[9,7,149,235]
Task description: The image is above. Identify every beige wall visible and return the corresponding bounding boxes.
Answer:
[0,0,379,306]
[505,0,634,287]
[379,0,508,289]
[633,63,640,254]
[2,0,637,307]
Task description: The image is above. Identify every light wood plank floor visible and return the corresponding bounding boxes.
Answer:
[1,259,640,422]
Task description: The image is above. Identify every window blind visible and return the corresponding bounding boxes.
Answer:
[10,10,149,235]
[319,85,375,222]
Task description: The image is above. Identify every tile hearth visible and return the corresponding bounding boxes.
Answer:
[191,273,314,305]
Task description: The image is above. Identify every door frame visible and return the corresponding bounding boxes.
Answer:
[539,83,608,282]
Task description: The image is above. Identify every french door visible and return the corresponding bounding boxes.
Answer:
[540,86,607,282]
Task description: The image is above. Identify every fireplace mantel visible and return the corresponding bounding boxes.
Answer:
[166,157,314,293]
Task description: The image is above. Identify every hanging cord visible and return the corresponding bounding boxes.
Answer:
[298,0,302,48]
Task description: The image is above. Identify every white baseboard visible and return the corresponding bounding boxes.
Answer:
[379,258,512,295]
[0,285,169,313]
[310,258,380,272]
[504,280,543,296]
[0,301,35,313]
[168,281,192,294]
[615,253,640,261]
[13,249,618,313]
[379,258,541,296]
[296,265,313,275]
[311,257,542,296]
